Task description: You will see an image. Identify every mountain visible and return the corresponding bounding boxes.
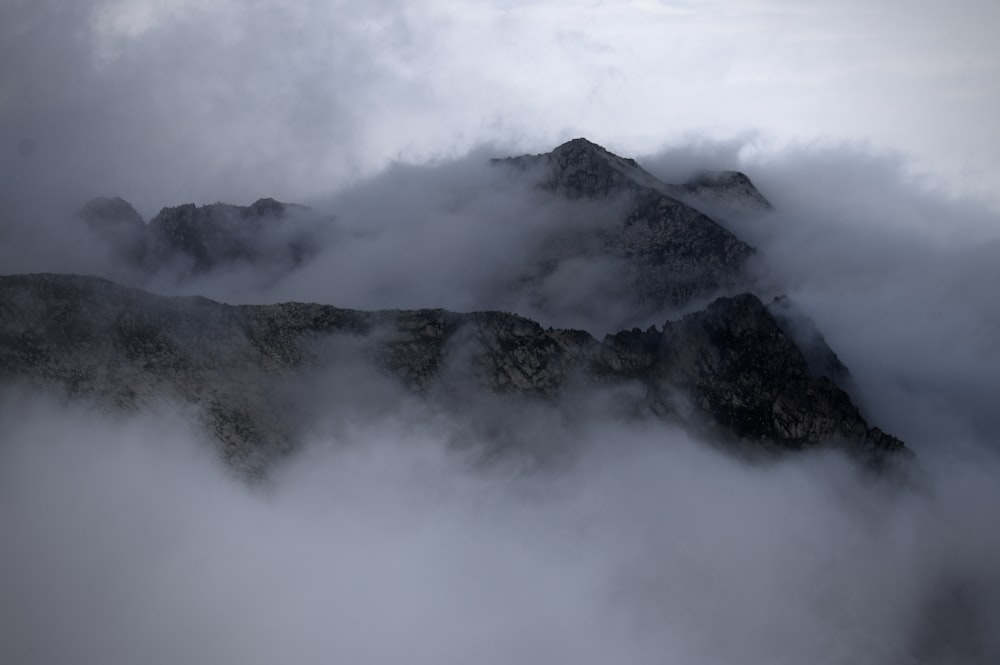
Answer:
[0,138,908,474]
[494,138,759,317]
[79,195,320,284]
[0,273,903,475]
[77,139,769,331]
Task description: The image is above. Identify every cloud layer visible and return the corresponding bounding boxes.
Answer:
[3,0,999,212]
[2,389,999,665]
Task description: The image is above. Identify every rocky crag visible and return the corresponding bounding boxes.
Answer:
[1,138,906,473]
[0,273,903,475]
[80,195,319,281]
[496,138,758,316]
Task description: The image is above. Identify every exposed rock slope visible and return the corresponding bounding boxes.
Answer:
[80,196,319,281]
[0,274,903,474]
[496,138,762,315]
[9,139,904,473]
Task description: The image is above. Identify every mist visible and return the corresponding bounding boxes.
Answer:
[5,135,1000,662]
[695,143,1000,452]
[2,388,999,665]
[4,2,1000,660]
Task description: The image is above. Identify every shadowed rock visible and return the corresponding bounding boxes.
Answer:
[79,196,319,280]
[0,274,904,474]
[493,139,760,318]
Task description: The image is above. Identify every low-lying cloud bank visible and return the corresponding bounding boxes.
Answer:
[1,393,998,665]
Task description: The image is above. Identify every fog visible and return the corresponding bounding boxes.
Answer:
[4,4,1000,660]
[3,389,999,665]
[698,144,1000,451]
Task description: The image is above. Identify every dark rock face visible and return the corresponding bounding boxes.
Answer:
[79,196,319,280]
[0,274,904,474]
[651,295,898,455]
[507,137,666,199]
[9,138,907,473]
[145,198,311,273]
[497,138,757,315]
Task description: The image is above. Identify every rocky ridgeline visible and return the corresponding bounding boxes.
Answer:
[0,273,903,475]
[1,138,907,473]
[79,196,318,279]
[79,139,767,323]
[497,138,757,311]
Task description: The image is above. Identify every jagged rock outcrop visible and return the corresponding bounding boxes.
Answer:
[0,274,904,474]
[504,138,670,199]
[80,140,767,332]
[496,138,760,316]
[79,196,320,280]
[679,170,774,213]
[651,294,897,454]
[12,138,906,474]
[145,198,313,273]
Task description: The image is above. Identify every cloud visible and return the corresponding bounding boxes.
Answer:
[707,142,1000,451]
[3,0,998,216]
[2,389,999,665]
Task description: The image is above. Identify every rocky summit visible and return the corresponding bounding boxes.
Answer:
[0,273,902,475]
[1,138,907,474]
[496,138,759,314]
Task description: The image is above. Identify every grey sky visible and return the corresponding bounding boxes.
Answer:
[2,0,998,214]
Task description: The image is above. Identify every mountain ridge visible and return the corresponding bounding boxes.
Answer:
[0,138,909,475]
[0,272,904,475]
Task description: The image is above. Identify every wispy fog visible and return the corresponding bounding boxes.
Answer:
[698,143,1000,452]
[2,390,998,665]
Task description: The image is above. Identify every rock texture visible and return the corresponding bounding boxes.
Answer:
[496,138,761,315]
[0,273,904,474]
[79,196,319,280]
[5,138,908,473]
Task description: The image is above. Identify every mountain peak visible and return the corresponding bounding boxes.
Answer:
[549,137,632,162]
[543,138,655,198]
[681,170,773,211]
[496,137,662,199]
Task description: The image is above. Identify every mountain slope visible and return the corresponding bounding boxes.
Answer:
[0,273,903,474]
[495,138,761,317]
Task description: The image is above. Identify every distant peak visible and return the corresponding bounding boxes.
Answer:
[551,137,613,154]
[247,197,287,217]
[496,137,660,199]
[79,196,145,227]
[681,170,773,210]
[549,137,638,166]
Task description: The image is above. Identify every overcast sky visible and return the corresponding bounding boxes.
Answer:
[2,0,999,215]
